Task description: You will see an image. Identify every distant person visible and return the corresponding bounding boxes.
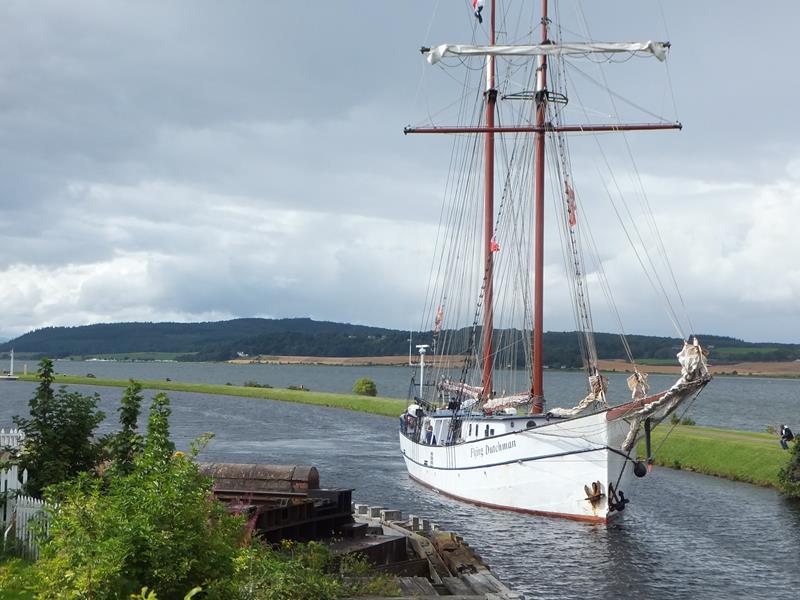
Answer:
[780,424,794,450]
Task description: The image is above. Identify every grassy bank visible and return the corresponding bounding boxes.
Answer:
[638,424,788,488]
[16,373,407,418]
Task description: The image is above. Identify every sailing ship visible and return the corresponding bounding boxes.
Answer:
[399,0,711,523]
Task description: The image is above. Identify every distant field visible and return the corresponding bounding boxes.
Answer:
[71,352,193,361]
[634,358,677,366]
[228,355,464,367]
[231,355,800,378]
[597,359,800,377]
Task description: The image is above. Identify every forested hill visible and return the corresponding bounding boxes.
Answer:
[1,318,798,365]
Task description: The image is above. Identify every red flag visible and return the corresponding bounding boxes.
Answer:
[490,237,500,252]
[473,0,484,23]
[434,304,443,334]
[565,181,577,227]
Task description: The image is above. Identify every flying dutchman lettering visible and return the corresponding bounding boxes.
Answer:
[470,439,516,460]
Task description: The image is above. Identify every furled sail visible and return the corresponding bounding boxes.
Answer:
[424,41,669,64]
[620,339,710,452]
[548,375,608,417]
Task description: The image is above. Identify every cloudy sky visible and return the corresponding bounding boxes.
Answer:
[0,1,798,344]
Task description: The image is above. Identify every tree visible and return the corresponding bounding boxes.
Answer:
[107,380,145,475]
[12,358,105,497]
[352,377,378,397]
[145,392,175,463]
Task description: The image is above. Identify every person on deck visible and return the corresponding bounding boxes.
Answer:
[780,424,794,450]
[425,425,436,445]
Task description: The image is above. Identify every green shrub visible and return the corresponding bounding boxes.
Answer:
[669,412,695,426]
[0,556,40,599]
[778,439,800,498]
[36,395,243,599]
[352,378,377,397]
[227,542,340,599]
[243,380,272,388]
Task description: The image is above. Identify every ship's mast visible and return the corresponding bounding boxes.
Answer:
[406,1,680,409]
[530,0,548,412]
[481,0,497,400]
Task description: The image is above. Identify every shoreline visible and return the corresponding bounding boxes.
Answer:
[10,373,792,491]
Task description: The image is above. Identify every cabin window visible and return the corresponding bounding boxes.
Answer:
[526,420,536,429]
[484,425,489,437]
[510,421,515,428]
[469,424,473,436]
[490,429,495,436]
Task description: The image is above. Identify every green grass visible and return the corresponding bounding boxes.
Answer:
[637,424,789,488]
[17,373,407,418]
[634,358,679,366]
[0,556,38,599]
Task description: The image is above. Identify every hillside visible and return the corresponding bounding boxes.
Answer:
[1,319,798,365]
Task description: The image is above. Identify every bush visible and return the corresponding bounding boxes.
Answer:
[669,412,695,426]
[778,439,800,498]
[36,395,243,599]
[0,555,40,598]
[352,378,378,397]
[229,542,399,599]
[243,380,272,388]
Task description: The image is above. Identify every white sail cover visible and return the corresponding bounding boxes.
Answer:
[425,41,669,64]
[620,338,710,451]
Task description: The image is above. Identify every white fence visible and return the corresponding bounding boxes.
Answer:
[0,427,24,449]
[7,495,53,559]
[1,489,52,560]
[2,427,51,559]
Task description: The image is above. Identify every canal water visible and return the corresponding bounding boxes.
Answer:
[1,368,799,599]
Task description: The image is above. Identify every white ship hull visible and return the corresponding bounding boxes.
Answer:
[400,410,635,524]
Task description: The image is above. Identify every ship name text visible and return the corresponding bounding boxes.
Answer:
[470,439,517,459]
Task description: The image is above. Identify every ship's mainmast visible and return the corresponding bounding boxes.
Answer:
[481,0,497,400]
[530,0,549,413]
